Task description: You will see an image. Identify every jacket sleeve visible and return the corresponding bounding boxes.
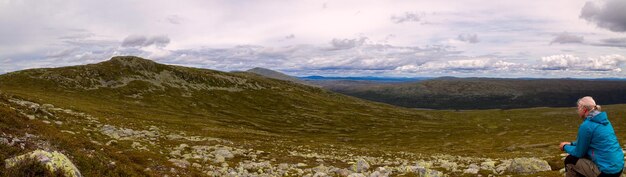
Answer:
[564,122,592,158]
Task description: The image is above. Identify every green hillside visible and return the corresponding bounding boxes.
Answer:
[1,56,624,176]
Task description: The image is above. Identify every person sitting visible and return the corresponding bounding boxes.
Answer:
[560,96,624,177]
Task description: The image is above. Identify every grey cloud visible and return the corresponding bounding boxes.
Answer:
[329,37,367,50]
[166,15,183,25]
[285,34,295,39]
[457,34,479,43]
[550,32,584,44]
[595,37,626,48]
[580,0,626,32]
[121,35,170,48]
[390,12,423,24]
[45,48,76,58]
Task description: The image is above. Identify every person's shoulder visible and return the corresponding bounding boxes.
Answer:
[580,119,599,129]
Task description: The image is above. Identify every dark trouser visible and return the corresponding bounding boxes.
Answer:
[564,155,622,177]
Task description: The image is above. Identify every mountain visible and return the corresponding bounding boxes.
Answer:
[299,76,432,82]
[245,67,313,86]
[320,77,626,109]
[2,56,621,176]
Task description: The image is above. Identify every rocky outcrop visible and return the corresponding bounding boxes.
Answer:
[4,150,82,177]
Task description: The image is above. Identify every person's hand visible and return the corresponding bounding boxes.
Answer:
[559,142,571,151]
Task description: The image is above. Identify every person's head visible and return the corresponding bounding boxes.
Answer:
[577,96,601,119]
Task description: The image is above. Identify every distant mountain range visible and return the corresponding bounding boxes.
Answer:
[316,77,626,109]
[299,76,433,82]
[249,68,626,109]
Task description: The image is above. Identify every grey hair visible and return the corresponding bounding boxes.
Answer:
[577,96,601,111]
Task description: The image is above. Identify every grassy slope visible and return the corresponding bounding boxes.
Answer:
[1,56,625,176]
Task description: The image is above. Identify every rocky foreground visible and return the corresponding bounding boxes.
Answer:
[0,96,579,176]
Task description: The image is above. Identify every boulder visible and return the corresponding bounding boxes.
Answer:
[213,148,234,159]
[406,165,444,177]
[4,150,82,177]
[463,163,479,174]
[351,158,370,173]
[506,157,551,174]
[168,159,190,168]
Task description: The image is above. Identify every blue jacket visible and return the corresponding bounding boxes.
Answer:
[564,111,624,174]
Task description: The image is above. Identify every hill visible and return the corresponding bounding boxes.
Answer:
[320,77,626,109]
[245,67,313,86]
[2,56,624,176]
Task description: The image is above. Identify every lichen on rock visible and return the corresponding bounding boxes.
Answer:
[4,149,82,177]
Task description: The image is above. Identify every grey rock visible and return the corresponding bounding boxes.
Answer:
[214,154,226,163]
[213,148,234,159]
[0,137,8,145]
[169,159,190,168]
[351,158,370,173]
[347,173,366,177]
[463,163,480,174]
[506,157,551,174]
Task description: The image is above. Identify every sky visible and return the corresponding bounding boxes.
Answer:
[1,0,625,78]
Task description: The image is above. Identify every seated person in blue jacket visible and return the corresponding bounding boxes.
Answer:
[560,96,624,177]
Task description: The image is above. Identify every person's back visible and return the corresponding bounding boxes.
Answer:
[560,96,624,177]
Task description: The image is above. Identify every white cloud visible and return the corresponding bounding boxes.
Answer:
[539,54,626,71]
[395,58,520,72]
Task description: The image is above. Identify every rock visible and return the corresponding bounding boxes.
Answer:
[169,159,190,168]
[177,143,189,150]
[192,163,202,169]
[42,120,51,124]
[278,163,289,170]
[406,165,444,177]
[334,168,352,176]
[105,140,117,146]
[42,104,54,109]
[4,150,82,177]
[0,137,8,145]
[213,148,234,159]
[351,158,370,173]
[463,163,480,174]
[297,163,307,167]
[481,160,496,171]
[213,154,225,163]
[506,157,551,174]
[438,159,458,171]
[313,172,328,177]
[313,164,329,174]
[495,159,511,174]
[347,173,366,177]
[131,142,148,151]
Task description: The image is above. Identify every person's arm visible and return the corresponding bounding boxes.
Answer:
[564,123,592,157]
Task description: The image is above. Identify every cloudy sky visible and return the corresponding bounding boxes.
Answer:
[1,0,626,78]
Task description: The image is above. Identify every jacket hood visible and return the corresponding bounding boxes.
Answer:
[588,111,609,125]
